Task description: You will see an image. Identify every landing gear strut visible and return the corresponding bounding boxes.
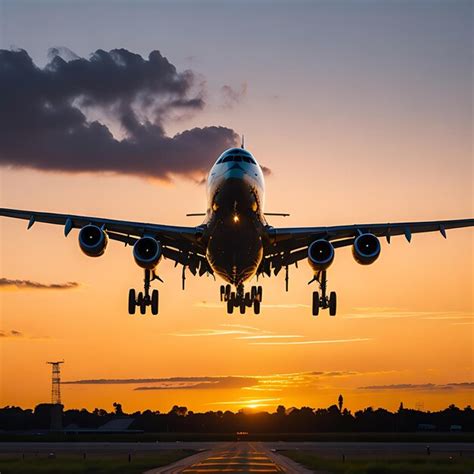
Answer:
[128,269,160,315]
[222,284,262,315]
[311,270,337,316]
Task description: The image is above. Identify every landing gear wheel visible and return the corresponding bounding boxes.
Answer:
[329,291,337,316]
[245,292,252,307]
[151,289,159,315]
[256,286,263,302]
[240,300,246,314]
[128,289,136,315]
[312,291,320,316]
[139,300,147,315]
[137,292,144,306]
[227,296,234,314]
[220,285,225,301]
[254,299,261,315]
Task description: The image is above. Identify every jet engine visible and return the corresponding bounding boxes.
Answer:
[133,237,163,269]
[353,233,381,265]
[308,239,335,271]
[78,225,108,257]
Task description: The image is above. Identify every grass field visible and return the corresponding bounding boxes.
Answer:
[0,449,196,473]
[282,450,474,474]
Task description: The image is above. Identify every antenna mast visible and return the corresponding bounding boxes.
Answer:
[47,360,64,405]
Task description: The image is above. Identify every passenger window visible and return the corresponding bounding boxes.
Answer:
[234,156,242,162]
[222,156,233,163]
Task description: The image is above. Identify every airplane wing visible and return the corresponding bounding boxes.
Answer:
[265,218,474,272]
[0,207,209,274]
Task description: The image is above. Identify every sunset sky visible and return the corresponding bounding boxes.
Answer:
[0,0,472,415]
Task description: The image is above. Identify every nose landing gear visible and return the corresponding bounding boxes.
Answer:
[222,284,262,315]
[311,270,337,316]
[128,269,160,315]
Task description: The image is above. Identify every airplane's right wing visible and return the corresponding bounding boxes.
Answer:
[0,207,210,274]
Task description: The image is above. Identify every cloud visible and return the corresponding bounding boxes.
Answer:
[135,377,254,391]
[0,48,238,182]
[0,278,79,290]
[250,338,372,346]
[220,83,247,109]
[346,308,473,321]
[0,328,50,340]
[0,329,23,338]
[64,371,370,393]
[359,382,474,392]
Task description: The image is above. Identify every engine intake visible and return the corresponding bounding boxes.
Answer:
[133,237,162,269]
[78,225,108,257]
[308,239,335,271]
[353,233,381,265]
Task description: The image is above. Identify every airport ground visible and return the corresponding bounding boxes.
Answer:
[0,440,473,473]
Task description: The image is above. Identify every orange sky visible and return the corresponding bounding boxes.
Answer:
[0,0,473,414]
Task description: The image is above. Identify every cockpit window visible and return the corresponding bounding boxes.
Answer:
[217,152,257,165]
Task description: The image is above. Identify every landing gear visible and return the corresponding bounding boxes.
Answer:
[311,270,337,316]
[223,284,262,315]
[128,269,160,315]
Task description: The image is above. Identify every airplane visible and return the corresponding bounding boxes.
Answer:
[1,143,473,316]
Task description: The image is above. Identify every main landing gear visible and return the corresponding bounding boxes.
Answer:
[311,270,337,316]
[128,269,160,315]
[221,284,263,315]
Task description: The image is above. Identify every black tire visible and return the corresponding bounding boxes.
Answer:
[251,286,257,300]
[312,291,320,316]
[227,297,234,314]
[225,284,231,299]
[254,299,261,315]
[128,289,136,315]
[329,291,337,316]
[245,292,252,307]
[137,291,144,306]
[240,300,246,314]
[230,291,236,306]
[220,285,225,301]
[257,286,263,302]
[151,289,159,315]
[140,300,147,315]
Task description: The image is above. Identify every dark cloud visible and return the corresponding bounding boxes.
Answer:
[359,382,474,392]
[0,48,239,181]
[0,278,79,290]
[0,329,23,338]
[64,376,256,391]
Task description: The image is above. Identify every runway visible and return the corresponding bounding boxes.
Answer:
[146,442,311,473]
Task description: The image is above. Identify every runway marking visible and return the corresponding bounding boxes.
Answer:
[181,443,284,473]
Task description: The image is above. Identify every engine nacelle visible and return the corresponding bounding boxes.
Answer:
[308,239,335,272]
[353,233,381,265]
[133,237,162,269]
[78,225,108,257]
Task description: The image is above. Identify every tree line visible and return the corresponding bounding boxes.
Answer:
[0,400,473,432]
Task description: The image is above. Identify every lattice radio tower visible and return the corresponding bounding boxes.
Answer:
[47,360,64,405]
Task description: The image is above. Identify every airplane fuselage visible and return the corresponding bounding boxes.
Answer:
[204,148,266,287]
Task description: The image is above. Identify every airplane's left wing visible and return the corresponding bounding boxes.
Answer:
[0,207,208,273]
[265,218,474,272]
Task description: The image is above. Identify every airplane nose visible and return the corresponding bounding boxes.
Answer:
[224,163,247,180]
